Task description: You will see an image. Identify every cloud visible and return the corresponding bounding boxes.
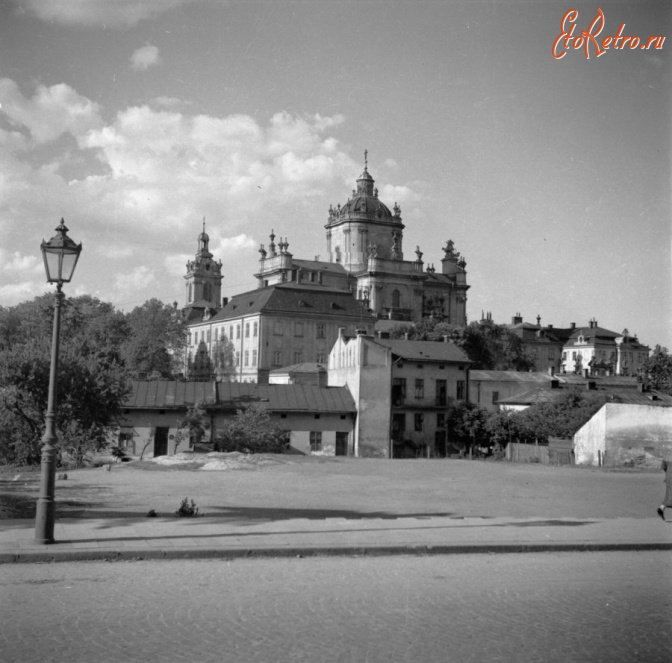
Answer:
[0,78,102,144]
[130,45,162,71]
[0,76,421,312]
[114,266,155,294]
[11,0,205,28]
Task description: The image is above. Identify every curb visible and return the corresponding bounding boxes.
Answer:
[3,541,672,564]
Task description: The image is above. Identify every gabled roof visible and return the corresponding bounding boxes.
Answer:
[125,381,218,408]
[373,338,470,363]
[470,370,555,384]
[497,386,672,407]
[205,283,376,323]
[216,383,355,412]
[124,381,356,414]
[270,362,327,375]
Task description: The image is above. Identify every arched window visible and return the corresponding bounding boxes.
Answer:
[203,282,212,302]
[392,289,401,308]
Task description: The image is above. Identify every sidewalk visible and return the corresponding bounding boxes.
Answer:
[2,513,671,563]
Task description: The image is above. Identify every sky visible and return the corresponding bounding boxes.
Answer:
[0,0,670,348]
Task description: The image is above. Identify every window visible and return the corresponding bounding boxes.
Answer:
[245,323,250,338]
[118,432,134,453]
[415,378,424,399]
[437,413,445,429]
[253,322,258,337]
[207,330,211,342]
[392,377,406,405]
[548,348,555,360]
[456,380,465,400]
[252,350,257,366]
[235,351,240,366]
[236,325,241,339]
[316,353,327,363]
[392,289,400,308]
[316,323,326,339]
[414,413,424,432]
[492,391,500,405]
[294,351,303,364]
[435,379,446,406]
[274,321,283,336]
[310,431,322,452]
[244,350,249,366]
[272,351,282,366]
[294,322,304,337]
[188,332,192,345]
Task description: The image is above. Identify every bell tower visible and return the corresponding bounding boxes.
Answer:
[184,220,223,308]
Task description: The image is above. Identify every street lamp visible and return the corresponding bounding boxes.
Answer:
[34,219,82,544]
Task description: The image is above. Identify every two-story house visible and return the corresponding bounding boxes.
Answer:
[328,331,471,458]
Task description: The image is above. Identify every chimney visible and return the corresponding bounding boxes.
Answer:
[551,379,560,389]
[583,368,590,378]
[404,332,411,340]
[511,313,523,325]
[443,335,450,343]
[356,328,367,336]
[548,367,555,376]
[570,322,576,330]
[222,297,229,306]
[547,324,553,329]
[587,381,596,390]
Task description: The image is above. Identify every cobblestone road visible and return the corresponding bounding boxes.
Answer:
[1,552,670,663]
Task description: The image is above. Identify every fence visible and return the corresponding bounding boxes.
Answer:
[506,438,574,465]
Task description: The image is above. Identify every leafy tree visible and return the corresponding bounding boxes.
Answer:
[643,345,672,395]
[509,388,614,444]
[0,295,130,465]
[389,318,535,371]
[175,403,211,452]
[121,299,187,379]
[216,403,288,454]
[445,401,490,452]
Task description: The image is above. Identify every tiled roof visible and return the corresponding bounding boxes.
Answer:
[470,370,555,384]
[373,338,470,363]
[207,284,376,323]
[291,259,349,275]
[124,381,356,413]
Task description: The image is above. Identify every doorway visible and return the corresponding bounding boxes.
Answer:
[154,427,169,457]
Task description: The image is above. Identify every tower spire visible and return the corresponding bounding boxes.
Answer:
[364,149,368,171]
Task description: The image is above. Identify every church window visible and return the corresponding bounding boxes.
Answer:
[204,283,212,301]
[392,290,401,308]
[188,284,192,301]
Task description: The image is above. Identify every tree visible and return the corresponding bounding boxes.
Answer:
[216,403,288,453]
[175,404,211,452]
[388,318,535,371]
[509,388,614,444]
[644,345,672,395]
[445,401,490,453]
[121,299,187,379]
[0,295,131,465]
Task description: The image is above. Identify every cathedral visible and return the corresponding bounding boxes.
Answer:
[183,155,470,381]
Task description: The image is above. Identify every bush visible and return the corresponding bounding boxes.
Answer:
[216,403,289,454]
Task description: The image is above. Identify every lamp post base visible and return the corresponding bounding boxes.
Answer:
[34,442,57,544]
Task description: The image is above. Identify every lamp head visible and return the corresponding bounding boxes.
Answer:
[41,219,82,284]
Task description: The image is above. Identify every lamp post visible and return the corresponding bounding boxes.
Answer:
[34,219,82,544]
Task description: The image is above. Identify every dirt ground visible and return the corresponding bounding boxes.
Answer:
[0,453,665,521]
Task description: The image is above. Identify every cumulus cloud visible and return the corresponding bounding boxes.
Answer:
[1,75,421,311]
[11,0,204,28]
[114,266,155,293]
[130,45,162,71]
[0,78,102,144]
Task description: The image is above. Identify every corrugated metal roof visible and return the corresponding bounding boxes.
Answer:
[498,386,672,407]
[125,381,356,414]
[373,338,470,363]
